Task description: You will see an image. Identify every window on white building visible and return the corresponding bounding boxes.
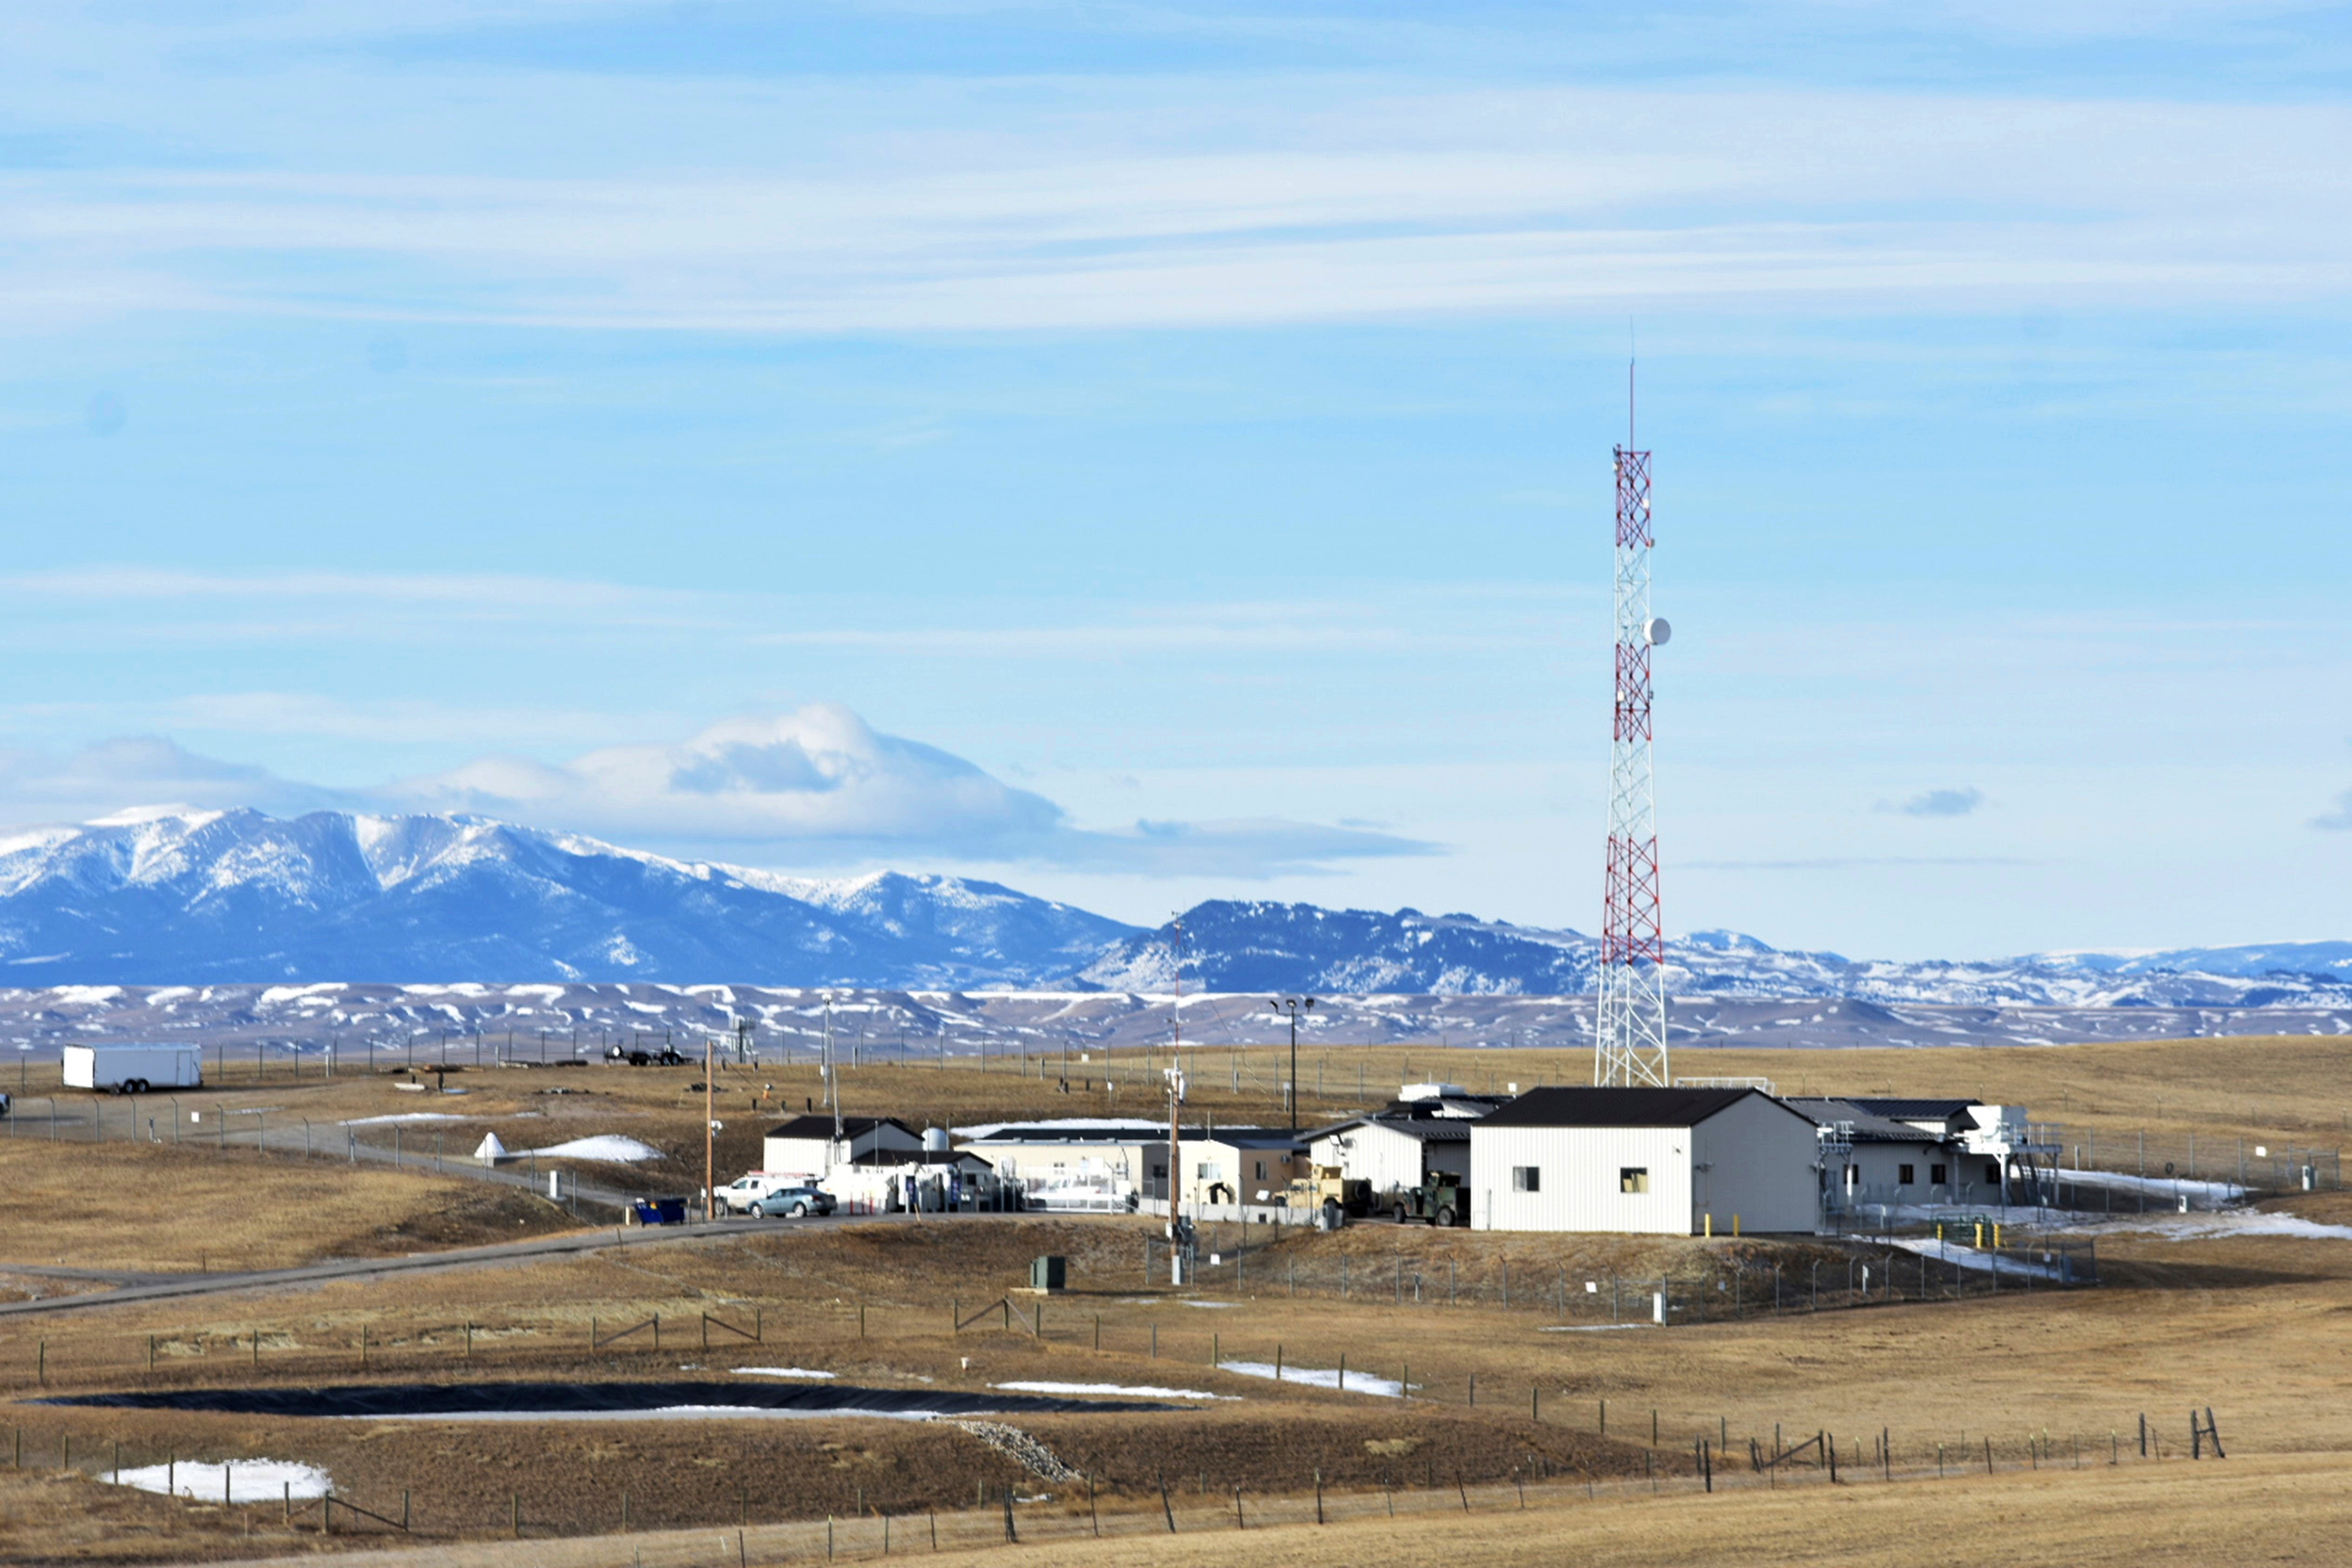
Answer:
[1931,1163,1948,1185]
[1844,1164,1859,1191]
[1512,1166,1541,1192]
[1898,1164,1916,1185]
[1619,1167,1649,1194]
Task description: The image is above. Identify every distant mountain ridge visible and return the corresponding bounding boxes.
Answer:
[1081,903,2352,1008]
[0,807,2346,1007]
[0,808,1131,986]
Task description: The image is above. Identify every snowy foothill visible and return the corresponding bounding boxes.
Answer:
[110,1459,331,1502]
[992,1381,1233,1400]
[1216,1361,1404,1397]
[734,1367,839,1380]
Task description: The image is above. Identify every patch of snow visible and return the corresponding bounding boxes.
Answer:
[46,985,125,1006]
[530,1135,662,1163]
[258,984,344,1004]
[993,1381,1232,1400]
[2055,1168,2247,1203]
[359,1407,939,1424]
[1538,1323,1651,1332]
[111,1458,330,1502]
[1884,1236,2068,1280]
[957,1118,1169,1138]
[2104,1209,2352,1243]
[88,805,224,829]
[734,1367,838,1380]
[1217,1361,1403,1397]
[341,1113,469,1126]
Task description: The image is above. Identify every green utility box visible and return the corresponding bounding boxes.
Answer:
[1029,1255,1068,1292]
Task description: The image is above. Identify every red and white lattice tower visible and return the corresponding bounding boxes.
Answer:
[1595,388,1671,1088]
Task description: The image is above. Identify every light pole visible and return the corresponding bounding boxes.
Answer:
[1270,997,1315,1135]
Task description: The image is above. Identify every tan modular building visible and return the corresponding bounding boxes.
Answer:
[1180,1128,1306,1207]
[1470,1087,1821,1235]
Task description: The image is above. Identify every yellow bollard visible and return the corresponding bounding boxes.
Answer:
[1732,1214,1741,1237]
[1703,1213,1713,1238]
[1993,1223,2003,1249]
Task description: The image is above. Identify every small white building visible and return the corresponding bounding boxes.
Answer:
[1470,1086,1821,1235]
[761,1114,924,1180]
[826,1147,1006,1214]
[1785,1098,1968,1210]
[1309,1116,1473,1194]
[1838,1097,2055,1204]
[957,1123,1163,1198]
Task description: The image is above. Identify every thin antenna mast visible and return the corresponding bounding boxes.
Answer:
[1595,362,1671,1088]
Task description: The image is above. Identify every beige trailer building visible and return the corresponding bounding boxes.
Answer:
[1470,1086,1820,1235]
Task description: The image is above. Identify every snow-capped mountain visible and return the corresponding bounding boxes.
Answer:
[1077,903,2352,1009]
[0,808,1133,986]
[0,807,2348,1010]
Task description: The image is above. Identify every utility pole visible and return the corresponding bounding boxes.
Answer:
[1270,997,1315,1134]
[1167,916,1190,1287]
[1595,359,1672,1088]
[704,1035,716,1224]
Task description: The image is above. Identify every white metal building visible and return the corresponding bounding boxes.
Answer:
[1308,1116,1472,1194]
[761,1115,923,1180]
[1784,1098,1967,1211]
[1470,1087,1821,1235]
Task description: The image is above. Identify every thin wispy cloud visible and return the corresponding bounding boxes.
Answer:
[1880,786,1987,818]
[1,83,2345,334]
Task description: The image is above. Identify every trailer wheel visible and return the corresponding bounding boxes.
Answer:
[131,1078,150,1094]
[1434,1205,1456,1228]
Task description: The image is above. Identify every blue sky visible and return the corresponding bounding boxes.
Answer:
[2,0,2349,959]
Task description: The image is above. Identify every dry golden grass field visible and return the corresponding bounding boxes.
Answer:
[0,1034,2345,1565]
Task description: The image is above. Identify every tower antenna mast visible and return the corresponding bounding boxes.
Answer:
[1596,361,1671,1088]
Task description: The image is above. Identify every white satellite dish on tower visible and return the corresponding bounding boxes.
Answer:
[1645,616,1672,646]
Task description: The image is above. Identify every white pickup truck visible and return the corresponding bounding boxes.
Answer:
[715,1174,798,1215]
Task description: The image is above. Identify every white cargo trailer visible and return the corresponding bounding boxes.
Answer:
[62,1043,203,1094]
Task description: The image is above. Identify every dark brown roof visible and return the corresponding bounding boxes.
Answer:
[1476,1086,1807,1130]
[1308,1115,1474,1143]
[763,1115,916,1141]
